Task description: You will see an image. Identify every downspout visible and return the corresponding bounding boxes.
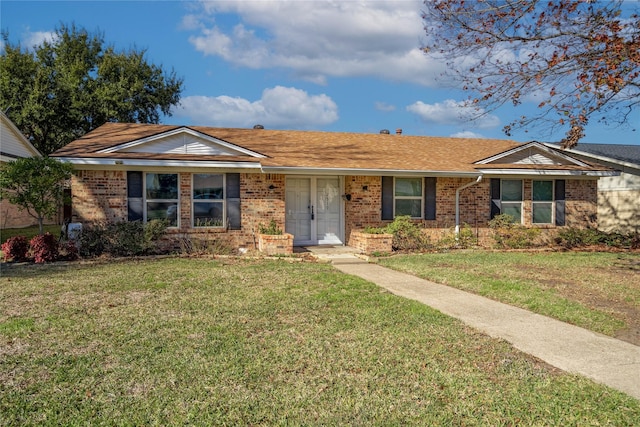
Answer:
[455,175,483,236]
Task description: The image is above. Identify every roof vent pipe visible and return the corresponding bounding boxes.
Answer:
[396,128,402,135]
[253,124,264,129]
[380,129,390,134]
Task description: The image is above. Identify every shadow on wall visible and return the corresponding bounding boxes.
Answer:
[598,190,640,234]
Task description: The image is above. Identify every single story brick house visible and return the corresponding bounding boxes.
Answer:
[50,123,615,249]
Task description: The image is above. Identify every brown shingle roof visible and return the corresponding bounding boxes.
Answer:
[51,122,609,173]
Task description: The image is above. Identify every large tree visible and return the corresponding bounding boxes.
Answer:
[0,24,184,154]
[0,157,74,234]
[422,0,640,147]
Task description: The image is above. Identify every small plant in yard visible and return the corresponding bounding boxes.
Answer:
[555,227,640,249]
[78,220,168,258]
[178,234,235,255]
[488,213,541,249]
[362,225,387,234]
[436,223,477,249]
[384,215,430,251]
[258,219,283,235]
[29,232,59,263]
[1,235,30,262]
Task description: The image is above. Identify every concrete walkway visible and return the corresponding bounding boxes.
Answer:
[306,247,640,400]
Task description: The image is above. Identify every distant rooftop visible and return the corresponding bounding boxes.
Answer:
[551,143,640,166]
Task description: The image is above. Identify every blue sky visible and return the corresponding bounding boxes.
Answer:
[1,0,638,145]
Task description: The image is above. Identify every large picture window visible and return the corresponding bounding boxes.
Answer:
[146,173,178,227]
[532,180,554,224]
[501,179,523,223]
[395,177,423,218]
[193,174,224,227]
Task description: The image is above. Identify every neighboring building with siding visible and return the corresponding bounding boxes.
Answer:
[550,143,640,234]
[0,111,42,229]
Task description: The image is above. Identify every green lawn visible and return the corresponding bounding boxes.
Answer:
[1,258,638,425]
[379,251,640,339]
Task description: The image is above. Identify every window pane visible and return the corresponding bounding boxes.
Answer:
[396,199,422,218]
[502,202,522,223]
[194,174,223,199]
[395,178,422,197]
[194,201,224,227]
[502,180,522,202]
[148,202,178,227]
[533,202,553,223]
[146,173,178,199]
[533,181,553,201]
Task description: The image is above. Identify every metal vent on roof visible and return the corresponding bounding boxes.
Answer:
[253,124,264,129]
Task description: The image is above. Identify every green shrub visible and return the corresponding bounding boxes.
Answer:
[78,223,108,257]
[488,214,541,249]
[78,220,168,258]
[109,221,147,256]
[258,219,283,235]
[555,228,640,249]
[383,215,430,251]
[362,226,388,234]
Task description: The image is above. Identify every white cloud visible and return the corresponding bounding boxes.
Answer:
[186,0,445,86]
[374,102,396,112]
[175,86,338,128]
[24,30,56,48]
[406,99,500,129]
[450,131,485,139]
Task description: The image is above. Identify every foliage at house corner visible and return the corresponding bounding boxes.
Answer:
[0,156,73,234]
[0,24,184,155]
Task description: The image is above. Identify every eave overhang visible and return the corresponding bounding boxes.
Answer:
[475,168,619,177]
[55,157,263,171]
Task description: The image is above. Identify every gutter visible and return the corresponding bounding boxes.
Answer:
[455,175,483,236]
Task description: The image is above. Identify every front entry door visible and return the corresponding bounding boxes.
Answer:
[285,177,343,246]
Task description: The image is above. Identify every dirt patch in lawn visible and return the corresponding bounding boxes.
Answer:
[519,255,640,346]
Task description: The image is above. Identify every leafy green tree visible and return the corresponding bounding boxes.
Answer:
[422,1,639,147]
[0,157,74,234]
[0,24,184,154]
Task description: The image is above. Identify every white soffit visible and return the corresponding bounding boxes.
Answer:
[475,142,588,167]
[97,127,266,158]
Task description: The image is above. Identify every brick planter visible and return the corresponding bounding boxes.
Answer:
[258,233,293,255]
[349,230,393,254]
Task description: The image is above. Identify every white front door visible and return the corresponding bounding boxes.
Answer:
[285,177,343,246]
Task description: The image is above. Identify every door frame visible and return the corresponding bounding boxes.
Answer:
[285,175,345,246]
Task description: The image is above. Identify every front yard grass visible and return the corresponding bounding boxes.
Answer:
[379,251,640,342]
[1,258,638,425]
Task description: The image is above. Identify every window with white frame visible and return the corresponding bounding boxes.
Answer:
[145,173,179,227]
[501,179,523,223]
[394,177,423,218]
[193,174,224,227]
[532,180,554,224]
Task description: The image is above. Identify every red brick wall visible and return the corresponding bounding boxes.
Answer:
[70,171,598,250]
[566,179,598,228]
[71,170,127,223]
